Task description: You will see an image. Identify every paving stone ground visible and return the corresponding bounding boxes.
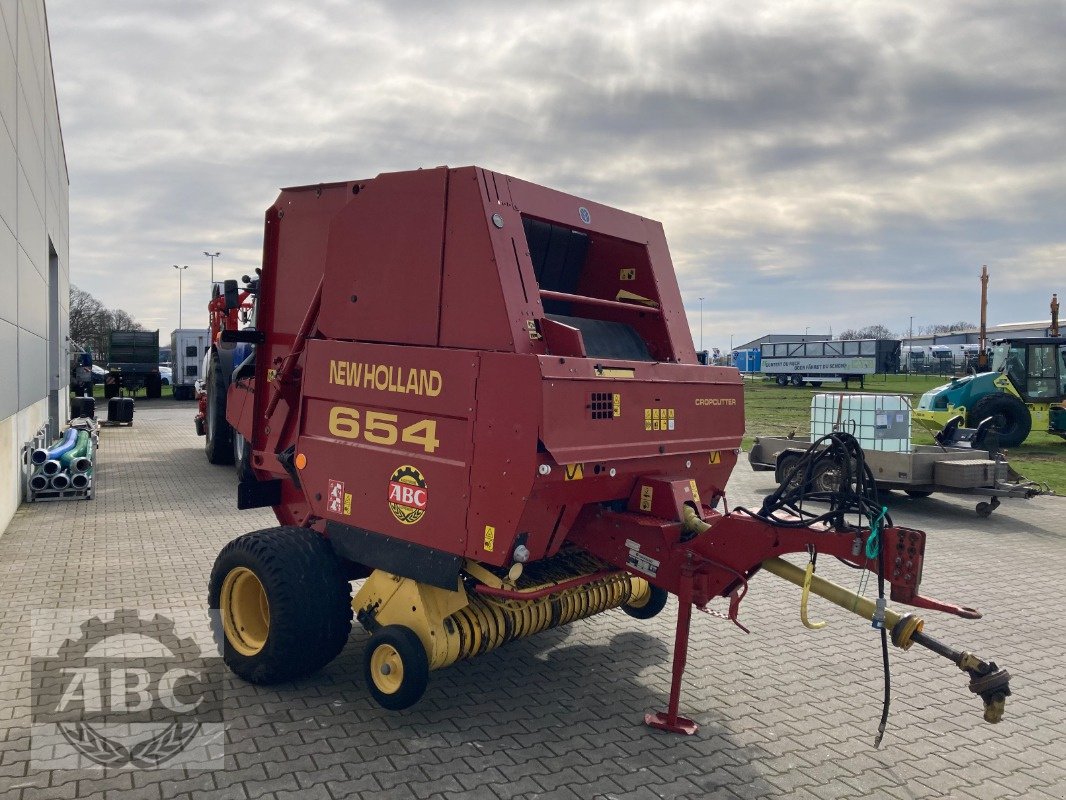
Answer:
[0,402,1064,799]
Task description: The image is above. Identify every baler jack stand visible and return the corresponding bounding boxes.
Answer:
[646,567,699,735]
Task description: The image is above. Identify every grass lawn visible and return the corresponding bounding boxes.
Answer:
[741,373,1066,493]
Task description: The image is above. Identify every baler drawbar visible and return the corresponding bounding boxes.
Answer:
[208,166,1011,742]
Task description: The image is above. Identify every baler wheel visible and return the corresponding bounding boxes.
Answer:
[622,585,669,620]
[208,527,352,684]
[364,625,429,710]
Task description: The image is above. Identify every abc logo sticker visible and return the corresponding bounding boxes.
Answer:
[388,465,429,525]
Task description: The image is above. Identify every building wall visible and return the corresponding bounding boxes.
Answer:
[907,322,1054,349]
[0,0,69,533]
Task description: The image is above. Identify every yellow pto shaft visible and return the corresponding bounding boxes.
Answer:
[761,556,1011,723]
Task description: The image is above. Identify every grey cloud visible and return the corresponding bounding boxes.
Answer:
[48,0,1065,346]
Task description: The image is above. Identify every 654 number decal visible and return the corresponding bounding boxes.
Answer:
[327,406,441,453]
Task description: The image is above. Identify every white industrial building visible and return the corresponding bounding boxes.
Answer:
[905,320,1057,349]
[0,1,69,532]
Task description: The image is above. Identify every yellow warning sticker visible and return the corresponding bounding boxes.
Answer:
[484,525,495,551]
[613,394,621,417]
[619,268,636,281]
[644,406,682,431]
[564,463,584,481]
[343,493,352,516]
[709,451,721,464]
[639,485,654,512]
[689,479,700,504]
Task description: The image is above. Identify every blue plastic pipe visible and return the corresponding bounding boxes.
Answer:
[31,428,78,465]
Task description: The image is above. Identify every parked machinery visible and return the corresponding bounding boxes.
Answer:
[170,328,210,400]
[195,278,257,470]
[915,337,1066,446]
[208,167,1010,738]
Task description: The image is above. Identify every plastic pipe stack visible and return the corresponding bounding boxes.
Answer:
[28,423,97,499]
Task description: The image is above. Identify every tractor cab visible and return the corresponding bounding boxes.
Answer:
[990,338,1066,403]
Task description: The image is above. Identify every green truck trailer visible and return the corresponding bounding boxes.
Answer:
[105,330,162,399]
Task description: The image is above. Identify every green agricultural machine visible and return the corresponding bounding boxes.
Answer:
[915,337,1066,447]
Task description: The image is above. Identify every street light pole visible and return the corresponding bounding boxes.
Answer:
[698,297,705,351]
[907,315,915,377]
[173,265,189,329]
[203,251,221,286]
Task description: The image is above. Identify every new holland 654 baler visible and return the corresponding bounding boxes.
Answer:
[208,166,1010,737]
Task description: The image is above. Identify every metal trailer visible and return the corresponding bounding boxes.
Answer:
[105,330,162,399]
[760,338,901,387]
[170,328,210,400]
[748,434,1047,517]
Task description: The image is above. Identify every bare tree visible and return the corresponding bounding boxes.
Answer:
[69,286,144,361]
[919,321,976,336]
[837,324,896,340]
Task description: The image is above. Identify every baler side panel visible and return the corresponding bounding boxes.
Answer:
[252,183,356,466]
[464,351,542,565]
[438,167,527,354]
[645,219,695,364]
[318,168,448,347]
[537,359,744,465]
[295,339,478,555]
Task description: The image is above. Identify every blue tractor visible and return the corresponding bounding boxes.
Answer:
[915,337,1066,447]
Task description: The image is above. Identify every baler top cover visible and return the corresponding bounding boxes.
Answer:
[242,166,742,571]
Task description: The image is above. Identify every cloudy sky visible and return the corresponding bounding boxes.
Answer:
[48,0,1065,350]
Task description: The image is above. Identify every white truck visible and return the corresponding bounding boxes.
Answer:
[170,328,210,400]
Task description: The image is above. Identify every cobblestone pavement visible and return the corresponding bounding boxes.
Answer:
[1,403,1064,799]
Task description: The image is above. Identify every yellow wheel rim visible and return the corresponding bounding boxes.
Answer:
[221,566,270,656]
[627,578,652,608]
[370,643,405,694]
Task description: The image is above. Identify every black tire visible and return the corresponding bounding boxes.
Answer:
[145,373,162,399]
[205,352,235,464]
[904,489,934,499]
[104,378,119,399]
[776,375,789,386]
[976,501,993,518]
[790,375,805,387]
[621,584,669,619]
[234,432,255,483]
[811,458,844,493]
[363,625,430,710]
[809,381,823,388]
[776,452,806,492]
[969,393,1031,448]
[208,527,352,684]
